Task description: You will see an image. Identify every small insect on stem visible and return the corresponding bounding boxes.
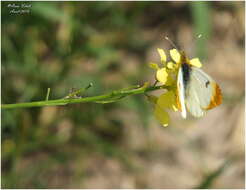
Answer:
[65,83,93,99]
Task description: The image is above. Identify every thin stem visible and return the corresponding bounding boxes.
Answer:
[45,88,51,101]
[2,84,168,110]
[153,80,158,86]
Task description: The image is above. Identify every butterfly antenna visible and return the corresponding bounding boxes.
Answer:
[164,36,179,50]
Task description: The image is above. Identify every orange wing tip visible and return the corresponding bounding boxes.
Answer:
[205,82,222,110]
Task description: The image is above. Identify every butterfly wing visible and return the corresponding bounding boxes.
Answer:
[177,66,187,118]
[185,67,222,117]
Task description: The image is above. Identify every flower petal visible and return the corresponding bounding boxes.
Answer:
[149,62,160,70]
[167,61,175,70]
[170,49,181,63]
[165,74,174,86]
[154,104,169,127]
[157,91,176,109]
[156,68,168,84]
[157,48,167,64]
[190,58,202,68]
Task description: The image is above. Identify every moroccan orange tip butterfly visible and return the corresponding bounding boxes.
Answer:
[166,36,222,118]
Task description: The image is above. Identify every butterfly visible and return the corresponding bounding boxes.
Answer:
[176,51,222,118]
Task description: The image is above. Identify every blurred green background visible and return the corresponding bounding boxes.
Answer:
[1,2,245,188]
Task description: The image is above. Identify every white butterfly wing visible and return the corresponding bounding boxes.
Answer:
[185,67,220,117]
[177,67,187,118]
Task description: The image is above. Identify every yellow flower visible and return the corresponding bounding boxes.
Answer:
[170,49,202,68]
[154,91,178,127]
[189,58,202,68]
[148,48,203,127]
[156,68,168,84]
[149,48,178,86]
[170,49,181,64]
[157,48,167,64]
[146,93,171,127]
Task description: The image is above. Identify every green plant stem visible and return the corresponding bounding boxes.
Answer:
[45,88,51,101]
[2,84,168,110]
